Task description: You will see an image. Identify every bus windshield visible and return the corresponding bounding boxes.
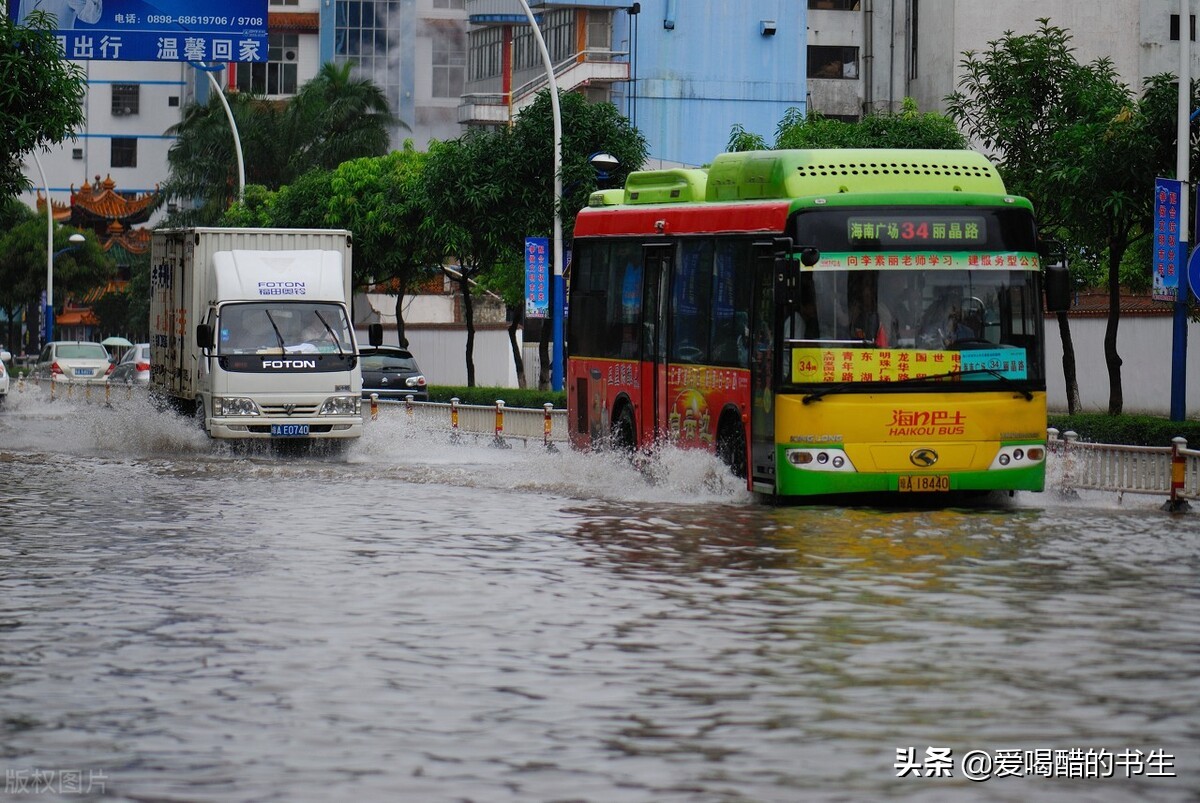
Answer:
[782,206,1044,389]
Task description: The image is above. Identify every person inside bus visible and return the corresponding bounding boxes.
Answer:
[847,274,889,346]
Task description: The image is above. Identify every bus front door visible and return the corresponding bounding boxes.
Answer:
[639,244,672,447]
[749,246,779,492]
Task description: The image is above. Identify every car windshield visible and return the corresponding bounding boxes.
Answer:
[217,302,352,355]
[56,343,108,360]
[361,352,419,371]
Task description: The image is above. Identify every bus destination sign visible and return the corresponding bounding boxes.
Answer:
[848,216,987,246]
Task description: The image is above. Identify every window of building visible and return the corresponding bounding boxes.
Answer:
[334,1,401,128]
[111,138,137,168]
[168,95,180,107]
[808,45,859,79]
[432,0,465,8]
[469,26,503,81]
[432,25,466,97]
[270,0,298,5]
[808,0,861,9]
[111,83,139,116]
[236,33,299,96]
[514,9,575,71]
[1170,14,1196,41]
[585,9,612,57]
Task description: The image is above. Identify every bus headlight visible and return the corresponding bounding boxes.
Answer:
[213,396,260,416]
[786,448,857,472]
[989,445,1045,470]
[320,395,361,416]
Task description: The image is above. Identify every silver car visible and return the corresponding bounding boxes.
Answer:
[29,341,113,385]
[108,343,151,386]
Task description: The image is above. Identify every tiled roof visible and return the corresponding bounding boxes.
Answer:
[70,175,158,226]
[270,12,319,33]
[1054,290,1181,317]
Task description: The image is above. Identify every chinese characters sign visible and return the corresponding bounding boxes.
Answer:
[524,237,549,318]
[1153,177,1181,301]
[8,1,268,62]
[792,347,1029,384]
[808,251,1040,271]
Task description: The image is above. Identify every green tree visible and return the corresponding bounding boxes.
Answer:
[222,145,437,345]
[160,63,393,225]
[0,211,112,352]
[506,90,648,387]
[1,10,86,199]
[945,19,1192,415]
[728,99,966,153]
[422,129,516,387]
[284,61,395,175]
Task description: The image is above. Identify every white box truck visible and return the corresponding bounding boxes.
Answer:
[150,228,378,441]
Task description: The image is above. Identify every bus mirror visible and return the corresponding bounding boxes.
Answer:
[368,323,383,347]
[196,323,214,350]
[1044,261,1071,312]
[799,247,820,267]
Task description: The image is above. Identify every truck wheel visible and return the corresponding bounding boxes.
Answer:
[194,397,209,436]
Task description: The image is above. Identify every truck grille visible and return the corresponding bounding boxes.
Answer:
[259,403,321,416]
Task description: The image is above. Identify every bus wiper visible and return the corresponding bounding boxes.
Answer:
[263,310,286,351]
[313,310,345,357]
[803,368,1033,404]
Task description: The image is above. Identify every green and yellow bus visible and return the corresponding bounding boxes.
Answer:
[567,149,1070,500]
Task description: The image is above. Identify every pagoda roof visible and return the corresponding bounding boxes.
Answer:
[69,175,158,228]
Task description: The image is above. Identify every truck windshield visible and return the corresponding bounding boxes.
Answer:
[217,302,353,356]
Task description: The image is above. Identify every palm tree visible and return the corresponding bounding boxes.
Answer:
[284,62,397,175]
[159,63,394,225]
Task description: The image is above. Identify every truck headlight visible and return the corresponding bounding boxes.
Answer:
[213,396,260,416]
[320,395,361,416]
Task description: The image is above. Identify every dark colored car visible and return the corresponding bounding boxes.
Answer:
[359,345,428,402]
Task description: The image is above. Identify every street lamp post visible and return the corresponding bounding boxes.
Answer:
[514,0,564,391]
[45,233,87,346]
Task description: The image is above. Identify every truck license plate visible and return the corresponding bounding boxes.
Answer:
[270,424,310,437]
[898,474,949,492]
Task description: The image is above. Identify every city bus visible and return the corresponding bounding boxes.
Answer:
[567,148,1070,500]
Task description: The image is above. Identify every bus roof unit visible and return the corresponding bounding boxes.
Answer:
[704,149,1008,201]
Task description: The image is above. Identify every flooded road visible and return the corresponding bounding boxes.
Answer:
[0,389,1196,802]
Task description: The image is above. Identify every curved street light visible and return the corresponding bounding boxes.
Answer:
[45,233,87,346]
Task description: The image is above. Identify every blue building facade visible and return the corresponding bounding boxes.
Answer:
[461,1,806,167]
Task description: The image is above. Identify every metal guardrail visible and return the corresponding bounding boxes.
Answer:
[1047,428,1198,510]
[372,396,568,448]
[15,376,1199,510]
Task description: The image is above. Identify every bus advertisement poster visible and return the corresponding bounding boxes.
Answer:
[1153,177,1181,302]
[525,237,549,318]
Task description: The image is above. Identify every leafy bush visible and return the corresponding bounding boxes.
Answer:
[1047,413,1200,446]
[427,386,566,409]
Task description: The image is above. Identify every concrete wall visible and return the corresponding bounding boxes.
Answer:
[1045,314,1200,417]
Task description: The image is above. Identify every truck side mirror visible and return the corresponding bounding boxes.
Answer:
[368,323,383,347]
[196,323,215,350]
[1044,262,1071,312]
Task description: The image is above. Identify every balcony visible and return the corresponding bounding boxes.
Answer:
[458,48,629,125]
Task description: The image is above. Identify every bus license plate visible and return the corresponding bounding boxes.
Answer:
[271,424,310,437]
[899,474,949,492]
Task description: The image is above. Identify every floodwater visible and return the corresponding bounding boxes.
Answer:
[0,387,1196,802]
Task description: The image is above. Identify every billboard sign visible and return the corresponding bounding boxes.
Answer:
[1152,177,1181,302]
[7,1,268,62]
[525,237,549,318]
